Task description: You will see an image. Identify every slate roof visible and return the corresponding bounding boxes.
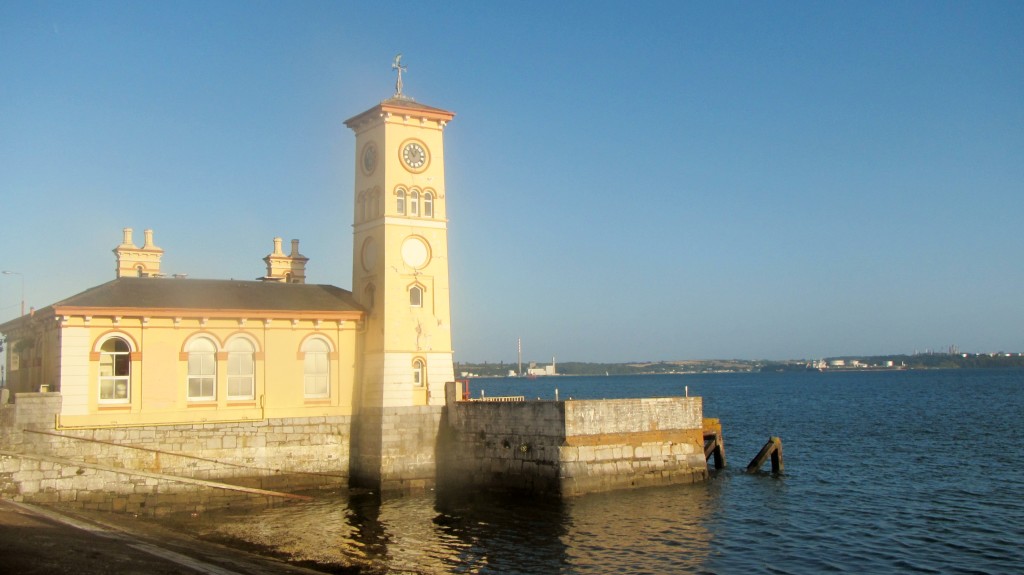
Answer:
[49,277,364,314]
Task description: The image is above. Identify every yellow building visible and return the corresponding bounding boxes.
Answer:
[0,84,458,490]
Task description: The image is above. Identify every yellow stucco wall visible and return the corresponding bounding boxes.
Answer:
[349,103,456,408]
[52,314,360,428]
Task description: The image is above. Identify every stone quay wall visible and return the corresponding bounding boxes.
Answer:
[560,397,707,495]
[0,392,351,492]
[439,383,708,496]
[0,451,293,517]
[351,405,445,492]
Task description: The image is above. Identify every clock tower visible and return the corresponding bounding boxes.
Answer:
[344,63,456,489]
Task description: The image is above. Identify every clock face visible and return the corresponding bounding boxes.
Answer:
[361,142,377,175]
[401,141,428,171]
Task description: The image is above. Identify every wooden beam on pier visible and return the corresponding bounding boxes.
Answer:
[702,418,726,470]
[746,436,783,474]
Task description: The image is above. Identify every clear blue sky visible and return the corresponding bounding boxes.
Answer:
[2,1,1021,362]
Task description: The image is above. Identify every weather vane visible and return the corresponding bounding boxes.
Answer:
[392,53,408,98]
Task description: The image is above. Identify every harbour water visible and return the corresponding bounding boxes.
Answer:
[177,369,1024,574]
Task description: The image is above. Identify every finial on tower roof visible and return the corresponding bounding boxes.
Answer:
[392,53,410,100]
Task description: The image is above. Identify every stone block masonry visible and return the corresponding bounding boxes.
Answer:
[1,393,351,492]
[439,383,708,497]
[350,405,444,492]
[0,451,308,517]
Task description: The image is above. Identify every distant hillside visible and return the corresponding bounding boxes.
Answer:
[455,354,1024,377]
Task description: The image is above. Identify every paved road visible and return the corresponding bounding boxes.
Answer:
[0,498,344,575]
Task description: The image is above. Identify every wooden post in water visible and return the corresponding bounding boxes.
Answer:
[702,418,726,469]
[746,436,783,474]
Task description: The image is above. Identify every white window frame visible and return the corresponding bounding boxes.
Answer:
[98,337,131,404]
[226,337,255,400]
[410,190,419,216]
[187,337,217,401]
[423,191,434,218]
[396,188,406,215]
[302,337,331,398]
[413,358,426,387]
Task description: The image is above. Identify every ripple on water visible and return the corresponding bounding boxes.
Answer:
[156,371,1024,574]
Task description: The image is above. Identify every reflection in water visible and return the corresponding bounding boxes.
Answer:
[561,483,714,573]
[161,372,1024,574]
[179,481,714,574]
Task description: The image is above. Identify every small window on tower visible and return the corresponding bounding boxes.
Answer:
[413,358,426,387]
[396,189,406,214]
[409,285,423,307]
[410,190,420,216]
[423,192,434,218]
[365,283,375,309]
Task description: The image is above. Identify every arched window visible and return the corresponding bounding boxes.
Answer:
[302,338,330,398]
[226,338,255,400]
[410,190,420,216]
[187,337,217,401]
[364,283,376,310]
[423,192,434,218]
[409,285,423,307]
[99,337,130,403]
[357,194,366,222]
[135,265,144,277]
[396,188,406,215]
[370,189,380,218]
[413,358,426,387]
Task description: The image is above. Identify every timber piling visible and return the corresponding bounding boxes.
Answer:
[702,418,726,470]
[746,436,784,473]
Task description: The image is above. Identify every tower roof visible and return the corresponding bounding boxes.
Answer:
[344,97,454,130]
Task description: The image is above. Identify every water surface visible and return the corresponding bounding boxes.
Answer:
[181,369,1024,574]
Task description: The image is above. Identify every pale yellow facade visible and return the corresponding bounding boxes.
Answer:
[47,313,359,428]
[0,94,459,430]
[346,98,457,408]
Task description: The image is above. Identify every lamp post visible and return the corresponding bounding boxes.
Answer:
[1,271,24,317]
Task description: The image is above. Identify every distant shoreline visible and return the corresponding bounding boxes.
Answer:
[457,354,1024,378]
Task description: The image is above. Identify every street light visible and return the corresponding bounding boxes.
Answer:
[1,271,24,317]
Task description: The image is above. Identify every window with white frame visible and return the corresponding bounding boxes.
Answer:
[99,337,131,403]
[187,337,217,401]
[413,358,426,387]
[303,338,330,398]
[410,190,420,216]
[396,188,406,215]
[423,191,434,218]
[226,338,255,400]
